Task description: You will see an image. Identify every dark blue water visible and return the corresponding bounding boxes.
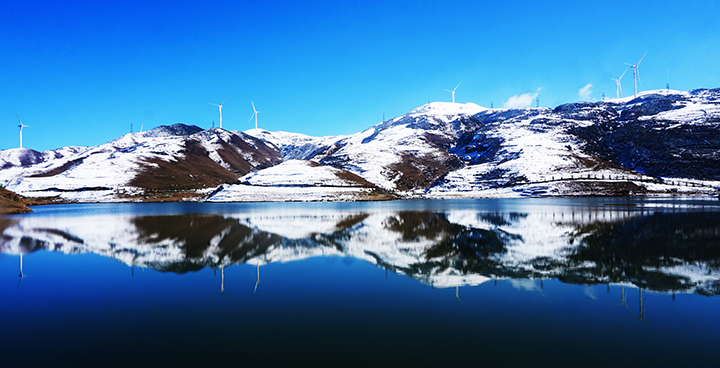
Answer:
[1,198,719,367]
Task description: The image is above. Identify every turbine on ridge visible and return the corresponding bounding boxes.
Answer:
[209,96,229,129]
[15,113,29,148]
[610,68,628,99]
[444,82,462,103]
[625,51,647,98]
[248,101,260,130]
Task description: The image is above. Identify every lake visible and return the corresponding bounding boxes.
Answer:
[2,198,720,367]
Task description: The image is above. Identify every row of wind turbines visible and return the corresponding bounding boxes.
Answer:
[208,96,261,130]
[444,52,650,105]
[5,53,650,149]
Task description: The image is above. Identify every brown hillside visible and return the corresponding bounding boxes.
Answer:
[0,187,32,214]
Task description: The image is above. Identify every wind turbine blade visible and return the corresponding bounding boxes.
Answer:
[251,101,256,112]
[624,62,634,67]
[637,51,647,66]
[249,113,256,123]
[15,113,22,124]
[443,89,452,93]
[208,102,219,107]
[454,82,462,91]
[221,95,229,105]
[620,68,628,80]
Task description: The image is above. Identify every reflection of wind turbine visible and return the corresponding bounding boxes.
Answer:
[637,288,650,327]
[248,101,260,130]
[209,96,229,129]
[610,68,628,99]
[444,82,462,103]
[620,286,629,310]
[625,51,647,98]
[15,113,29,148]
[455,286,464,305]
[220,265,225,293]
[16,254,25,290]
[253,263,260,294]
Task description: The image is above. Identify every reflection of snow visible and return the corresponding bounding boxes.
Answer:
[2,200,719,293]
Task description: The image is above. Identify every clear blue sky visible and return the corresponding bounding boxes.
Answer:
[2,0,719,151]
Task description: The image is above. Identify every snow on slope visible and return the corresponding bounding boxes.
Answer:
[0,125,280,200]
[238,159,369,187]
[243,128,346,161]
[317,102,487,190]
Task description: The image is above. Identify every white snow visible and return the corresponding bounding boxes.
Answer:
[238,159,364,187]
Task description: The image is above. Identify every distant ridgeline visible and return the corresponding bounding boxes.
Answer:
[0,88,719,201]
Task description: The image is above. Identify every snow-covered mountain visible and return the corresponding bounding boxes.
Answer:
[246,102,487,191]
[243,89,720,198]
[0,124,281,201]
[2,89,719,202]
[2,204,719,294]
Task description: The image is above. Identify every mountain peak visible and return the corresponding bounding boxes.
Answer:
[408,102,488,116]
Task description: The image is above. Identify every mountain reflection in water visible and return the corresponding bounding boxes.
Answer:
[3,201,720,295]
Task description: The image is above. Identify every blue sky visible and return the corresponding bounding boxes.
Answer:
[2,0,719,151]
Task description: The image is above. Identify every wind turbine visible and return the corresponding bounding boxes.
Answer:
[209,96,229,129]
[15,113,29,148]
[248,101,260,130]
[625,51,647,98]
[444,82,462,103]
[610,68,628,99]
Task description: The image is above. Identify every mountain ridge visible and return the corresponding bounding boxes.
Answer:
[2,89,719,202]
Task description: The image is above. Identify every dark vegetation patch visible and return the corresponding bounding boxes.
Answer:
[450,133,504,164]
[132,214,283,273]
[334,214,370,232]
[217,132,282,174]
[29,158,84,177]
[387,152,463,191]
[334,169,378,188]
[561,212,720,293]
[571,119,720,180]
[561,181,648,196]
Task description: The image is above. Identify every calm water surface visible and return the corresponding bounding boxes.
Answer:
[1,198,719,367]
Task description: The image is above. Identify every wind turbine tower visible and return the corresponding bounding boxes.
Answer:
[249,101,260,130]
[610,68,628,99]
[209,96,229,129]
[15,113,29,148]
[625,52,647,98]
[444,82,462,103]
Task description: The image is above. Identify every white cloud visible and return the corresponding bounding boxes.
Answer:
[509,279,542,292]
[578,83,593,100]
[584,287,598,300]
[503,88,541,108]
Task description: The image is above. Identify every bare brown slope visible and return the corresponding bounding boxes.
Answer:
[129,140,240,190]
[0,187,32,214]
[129,132,282,191]
[216,132,282,174]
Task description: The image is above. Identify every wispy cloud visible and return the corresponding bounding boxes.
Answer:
[578,83,593,100]
[584,287,598,300]
[509,279,542,292]
[503,88,542,108]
